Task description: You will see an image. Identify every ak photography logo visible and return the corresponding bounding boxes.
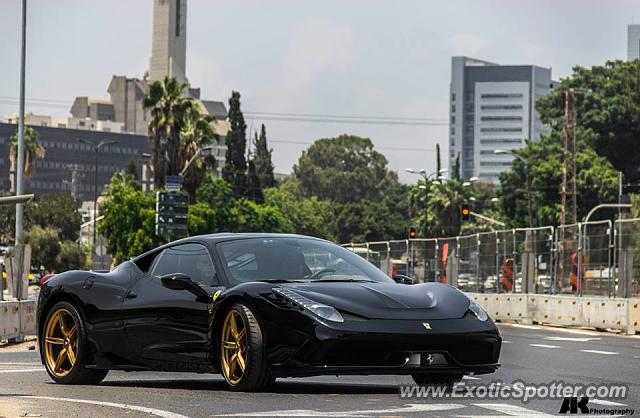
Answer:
[558,397,589,414]
[558,397,635,415]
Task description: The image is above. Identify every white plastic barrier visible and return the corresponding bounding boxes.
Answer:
[0,300,37,341]
[467,292,640,335]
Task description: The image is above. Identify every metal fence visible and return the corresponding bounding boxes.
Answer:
[343,219,640,298]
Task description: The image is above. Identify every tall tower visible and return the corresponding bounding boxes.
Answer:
[149,0,188,84]
[628,24,640,61]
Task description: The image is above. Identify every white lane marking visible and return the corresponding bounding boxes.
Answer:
[529,344,561,349]
[0,368,44,373]
[11,395,189,418]
[473,403,553,416]
[506,323,600,336]
[215,403,464,417]
[544,336,601,342]
[0,362,42,365]
[502,340,512,344]
[580,349,619,355]
[463,375,481,380]
[589,399,627,406]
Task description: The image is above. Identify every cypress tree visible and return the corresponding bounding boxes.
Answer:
[222,91,248,196]
[253,124,276,189]
[246,155,263,202]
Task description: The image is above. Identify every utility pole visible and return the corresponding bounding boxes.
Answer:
[15,0,27,247]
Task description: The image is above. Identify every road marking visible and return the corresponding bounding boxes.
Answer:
[544,336,601,342]
[502,340,512,344]
[506,323,600,336]
[10,396,189,418]
[529,344,561,349]
[215,403,464,417]
[0,368,43,373]
[463,375,481,380]
[589,399,627,406]
[0,362,41,365]
[580,349,619,355]
[473,403,553,416]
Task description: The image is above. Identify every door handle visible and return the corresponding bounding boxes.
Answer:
[125,291,137,299]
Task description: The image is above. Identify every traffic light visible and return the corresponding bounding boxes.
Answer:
[156,191,189,241]
[408,226,417,239]
[461,203,471,221]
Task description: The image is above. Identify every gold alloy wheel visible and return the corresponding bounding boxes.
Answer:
[220,309,247,385]
[44,308,79,378]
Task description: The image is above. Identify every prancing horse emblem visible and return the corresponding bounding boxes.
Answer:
[422,322,431,330]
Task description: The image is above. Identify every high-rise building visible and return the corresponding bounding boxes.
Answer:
[449,56,553,182]
[628,24,640,61]
[149,0,188,85]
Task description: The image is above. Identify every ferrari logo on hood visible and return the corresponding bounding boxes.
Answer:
[422,322,431,330]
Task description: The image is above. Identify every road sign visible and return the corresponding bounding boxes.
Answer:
[156,191,189,241]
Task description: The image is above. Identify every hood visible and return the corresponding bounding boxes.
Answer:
[281,281,470,320]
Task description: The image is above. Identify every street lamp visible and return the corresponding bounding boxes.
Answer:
[494,149,533,227]
[78,139,118,258]
[180,146,215,177]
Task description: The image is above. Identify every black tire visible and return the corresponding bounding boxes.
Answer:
[219,303,273,392]
[41,301,108,385]
[411,373,463,389]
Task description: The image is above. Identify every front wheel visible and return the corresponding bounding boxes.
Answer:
[41,301,108,384]
[219,303,273,391]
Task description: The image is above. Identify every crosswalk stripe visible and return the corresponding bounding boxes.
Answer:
[529,344,560,349]
[580,349,619,355]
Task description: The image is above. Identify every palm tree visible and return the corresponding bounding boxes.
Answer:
[427,179,472,237]
[10,126,45,189]
[142,76,194,189]
[179,105,217,200]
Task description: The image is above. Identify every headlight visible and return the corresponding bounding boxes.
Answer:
[274,288,344,323]
[467,300,489,321]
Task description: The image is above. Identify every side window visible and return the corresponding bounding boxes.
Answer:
[150,243,218,287]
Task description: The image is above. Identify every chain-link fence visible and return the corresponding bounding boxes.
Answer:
[343,219,640,298]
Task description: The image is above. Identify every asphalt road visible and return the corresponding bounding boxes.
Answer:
[0,323,638,417]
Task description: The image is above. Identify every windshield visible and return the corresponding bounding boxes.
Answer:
[219,237,394,285]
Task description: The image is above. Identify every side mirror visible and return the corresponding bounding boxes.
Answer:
[393,275,414,285]
[160,273,210,302]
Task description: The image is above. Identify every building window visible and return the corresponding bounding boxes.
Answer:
[480,139,522,144]
[480,127,523,133]
[480,161,513,167]
[480,93,524,99]
[480,105,523,110]
[175,0,181,36]
[480,116,523,121]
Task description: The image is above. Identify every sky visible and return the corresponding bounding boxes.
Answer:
[0,0,638,183]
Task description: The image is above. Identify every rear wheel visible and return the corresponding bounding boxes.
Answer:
[411,373,463,389]
[219,303,273,391]
[42,301,108,384]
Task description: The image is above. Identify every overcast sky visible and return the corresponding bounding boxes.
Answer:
[1,0,638,183]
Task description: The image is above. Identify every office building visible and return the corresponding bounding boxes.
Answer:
[449,56,553,182]
[628,24,640,61]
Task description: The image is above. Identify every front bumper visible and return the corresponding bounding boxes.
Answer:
[270,316,501,378]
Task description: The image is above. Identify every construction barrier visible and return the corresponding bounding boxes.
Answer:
[467,292,640,335]
[0,300,37,341]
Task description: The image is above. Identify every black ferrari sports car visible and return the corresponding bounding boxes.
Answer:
[37,233,501,391]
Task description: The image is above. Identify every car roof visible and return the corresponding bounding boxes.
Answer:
[132,233,328,262]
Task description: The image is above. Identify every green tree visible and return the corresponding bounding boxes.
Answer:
[222,91,248,197]
[536,60,640,186]
[23,225,60,272]
[498,133,618,227]
[253,124,276,189]
[143,76,194,189]
[180,105,217,201]
[55,241,89,272]
[436,143,442,174]
[26,194,82,241]
[293,135,393,203]
[263,182,336,240]
[98,174,159,264]
[10,126,45,181]
[425,179,473,237]
[246,157,264,202]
